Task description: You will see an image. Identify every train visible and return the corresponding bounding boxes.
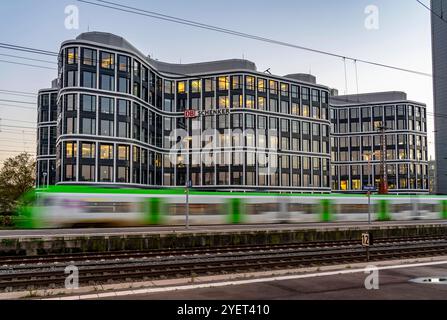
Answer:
[14,185,447,228]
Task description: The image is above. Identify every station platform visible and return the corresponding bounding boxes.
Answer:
[0,220,445,256]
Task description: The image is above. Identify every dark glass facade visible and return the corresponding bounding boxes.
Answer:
[331,101,429,193]
[38,32,331,192]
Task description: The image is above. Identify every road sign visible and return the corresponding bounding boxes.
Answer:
[363,185,376,191]
[361,232,373,246]
[184,109,197,118]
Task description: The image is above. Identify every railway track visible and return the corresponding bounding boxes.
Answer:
[0,235,446,291]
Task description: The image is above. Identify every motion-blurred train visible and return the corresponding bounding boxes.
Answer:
[15,185,447,228]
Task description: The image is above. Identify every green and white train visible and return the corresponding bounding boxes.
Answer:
[15,186,447,228]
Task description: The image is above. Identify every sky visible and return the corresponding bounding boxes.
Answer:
[0,0,436,165]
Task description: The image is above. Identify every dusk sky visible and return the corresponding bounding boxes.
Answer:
[0,0,435,165]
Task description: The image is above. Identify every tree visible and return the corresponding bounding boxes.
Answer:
[0,152,35,214]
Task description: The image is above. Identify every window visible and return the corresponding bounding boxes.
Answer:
[191,79,201,93]
[269,80,278,94]
[117,166,129,183]
[100,119,113,136]
[231,75,242,90]
[164,80,174,94]
[82,48,96,66]
[65,141,77,158]
[204,78,214,92]
[269,99,278,112]
[100,144,113,159]
[177,81,186,93]
[81,71,96,88]
[81,118,96,135]
[81,94,96,112]
[66,70,77,87]
[218,76,229,90]
[118,121,130,138]
[100,74,114,91]
[245,76,255,90]
[100,51,114,69]
[302,87,310,100]
[80,165,95,181]
[280,83,289,96]
[118,145,129,161]
[65,94,77,111]
[65,164,76,181]
[66,47,77,65]
[246,95,255,109]
[258,96,266,110]
[281,101,289,114]
[118,55,130,72]
[118,77,130,93]
[133,60,140,78]
[65,117,77,134]
[99,165,113,182]
[312,90,320,103]
[257,78,266,93]
[291,85,299,99]
[100,97,114,114]
[232,95,242,108]
[218,96,229,108]
[205,97,215,110]
[118,99,130,116]
[81,143,95,158]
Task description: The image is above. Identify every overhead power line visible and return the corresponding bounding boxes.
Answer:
[0,53,57,65]
[0,89,37,96]
[416,0,447,24]
[0,98,35,105]
[0,103,36,110]
[0,117,36,124]
[0,43,58,56]
[76,0,433,78]
[0,59,57,70]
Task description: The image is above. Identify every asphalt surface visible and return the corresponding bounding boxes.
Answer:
[103,262,447,300]
[1,220,446,238]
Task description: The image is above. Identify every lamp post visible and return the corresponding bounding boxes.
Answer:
[42,172,47,188]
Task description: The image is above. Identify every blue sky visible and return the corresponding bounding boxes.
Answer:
[0,0,435,163]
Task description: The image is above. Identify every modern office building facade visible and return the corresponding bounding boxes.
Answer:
[36,32,428,194]
[330,92,429,193]
[431,0,447,194]
[37,32,331,192]
[36,82,58,188]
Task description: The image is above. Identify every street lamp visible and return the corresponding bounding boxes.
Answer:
[42,172,47,188]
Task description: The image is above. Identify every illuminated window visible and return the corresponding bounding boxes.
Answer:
[269,80,278,94]
[218,96,229,108]
[232,95,242,108]
[65,141,77,158]
[258,96,266,110]
[118,145,129,161]
[340,180,348,190]
[280,83,289,96]
[258,78,266,93]
[100,51,114,70]
[352,179,361,190]
[177,81,186,93]
[67,47,77,65]
[303,104,310,117]
[245,76,255,90]
[191,80,201,93]
[291,102,299,115]
[81,143,95,158]
[218,76,229,91]
[100,144,113,160]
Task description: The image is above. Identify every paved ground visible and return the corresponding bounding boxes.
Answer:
[102,263,447,300]
[1,220,445,238]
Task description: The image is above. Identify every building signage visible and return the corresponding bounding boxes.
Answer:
[184,109,229,118]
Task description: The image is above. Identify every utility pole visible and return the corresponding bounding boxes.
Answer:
[377,125,389,194]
